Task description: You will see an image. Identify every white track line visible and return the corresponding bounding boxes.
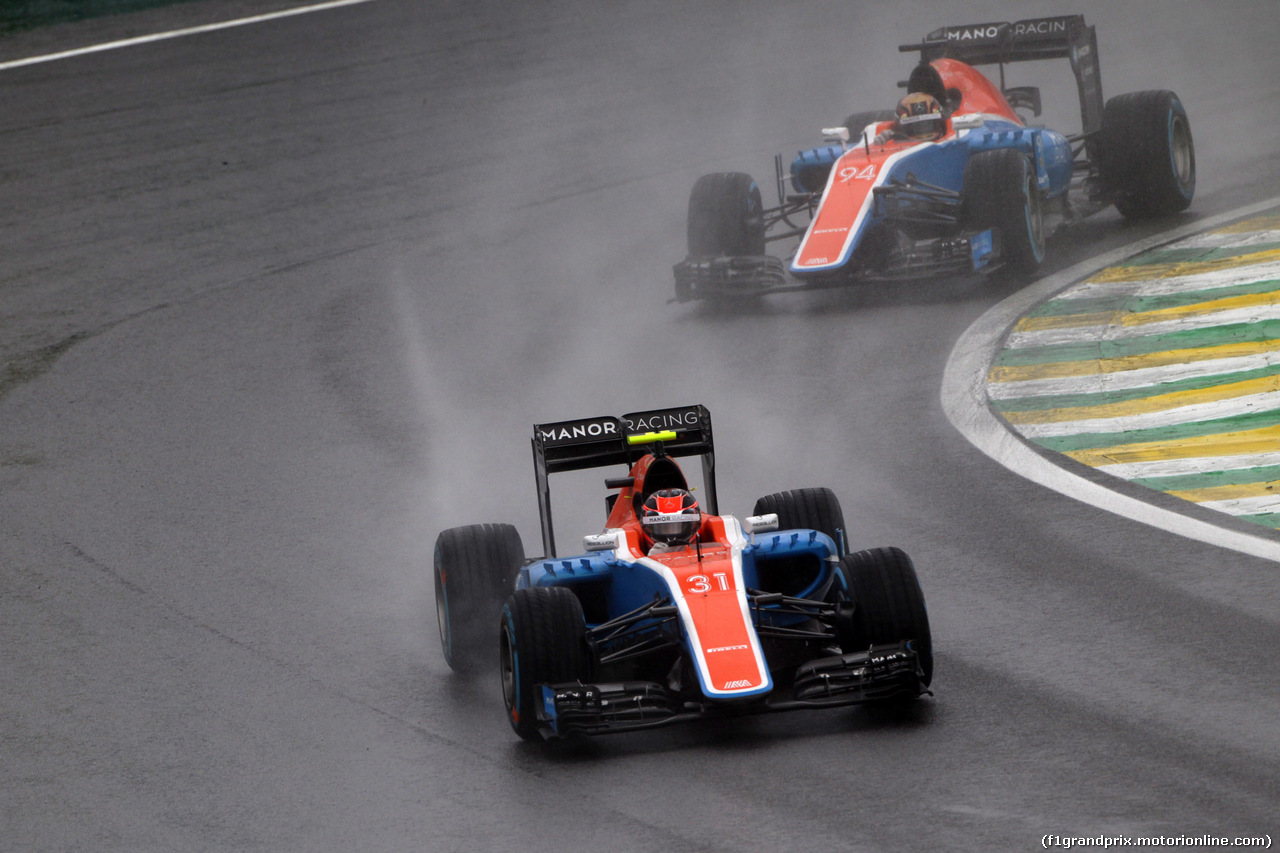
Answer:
[1004,301,1280,350]
[1199,495,1280,516]
[988,350,1280,400]
[941,196,1280,564]
[1095,453,1280,480]
[1011,389,1280,439]
[1050,257,1280,301]
[0,0,377,71]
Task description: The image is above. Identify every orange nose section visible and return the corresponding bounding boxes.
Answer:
[686,592,765,692]
[660,543,769,695]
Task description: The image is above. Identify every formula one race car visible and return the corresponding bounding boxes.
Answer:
[672,14,1196,301]
[433,405,932,740]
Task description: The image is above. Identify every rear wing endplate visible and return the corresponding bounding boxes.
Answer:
[531,404,718,558]
[899,15,1103,136]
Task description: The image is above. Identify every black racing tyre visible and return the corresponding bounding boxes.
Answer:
[500,587,593,741]
[752,487,846,555]
[842,109,897,141]
[836,547,932,687]
[434,523,524,674]
[1098,90,1195,219]
[687,172,766,257]
[962,147,1045,277]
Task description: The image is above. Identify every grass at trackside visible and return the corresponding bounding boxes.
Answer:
[0,0,198,34]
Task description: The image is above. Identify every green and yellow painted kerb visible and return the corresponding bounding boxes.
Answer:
[988,215,1280,530]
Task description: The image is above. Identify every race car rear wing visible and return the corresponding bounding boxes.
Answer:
[531,404,718,558]
[899,14,1103,136]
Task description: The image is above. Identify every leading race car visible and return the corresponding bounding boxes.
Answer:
[672,14,1196,301]
[433,405,932,740]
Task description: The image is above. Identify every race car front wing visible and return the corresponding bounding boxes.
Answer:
[672,254,788,301]
[536,641,927,738]
[672,234,995,301]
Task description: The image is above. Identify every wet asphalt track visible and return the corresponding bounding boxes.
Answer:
[2,1,1279,850]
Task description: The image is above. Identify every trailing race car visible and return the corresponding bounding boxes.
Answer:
[672,14,1196,300]
[433,405,932,740]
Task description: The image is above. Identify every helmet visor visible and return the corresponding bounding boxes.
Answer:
[898,111,945,138]
[642,511,700,544]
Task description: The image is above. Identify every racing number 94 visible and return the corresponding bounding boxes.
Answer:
[839,164,877,183]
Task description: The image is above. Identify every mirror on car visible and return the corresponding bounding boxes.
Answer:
[583,531,623,552]
[742,513,780,535]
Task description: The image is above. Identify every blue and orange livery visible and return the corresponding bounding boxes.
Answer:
[434,405,933,740]
[673,14,1195,300]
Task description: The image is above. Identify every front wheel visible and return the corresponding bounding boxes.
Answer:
[500,587,593,741]
[963,148,1045,278]
[686,172,766,258]
[1098,90,1195,219]
[835,547,932,687]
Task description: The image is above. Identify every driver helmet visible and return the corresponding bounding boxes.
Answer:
[640,489,701,546]
[896,92,946,139]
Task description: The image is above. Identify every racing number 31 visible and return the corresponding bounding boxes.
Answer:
[685,572,733,594]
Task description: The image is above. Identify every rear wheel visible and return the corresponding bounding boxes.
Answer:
[687,172,766,258]
[500,587,593,741]
[835,547,932,687]
[963,147,1045,277]
[1098,90,1195,218]
[434,523,524,674]
[752,487,846,555]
